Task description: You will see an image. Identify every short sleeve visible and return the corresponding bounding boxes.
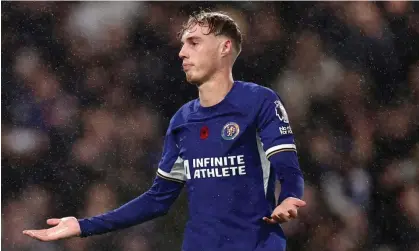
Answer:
[157,118,186,183]
[256,88,297,159]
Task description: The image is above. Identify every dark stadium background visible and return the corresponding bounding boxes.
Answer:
[2,2,419,251]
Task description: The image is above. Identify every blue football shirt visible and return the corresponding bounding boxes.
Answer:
[78,81,303,251]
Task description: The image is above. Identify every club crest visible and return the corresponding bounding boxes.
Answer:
[221,122,240,140]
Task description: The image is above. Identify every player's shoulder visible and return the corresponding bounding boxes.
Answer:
[235,80,281,102]
[168,99,197,128]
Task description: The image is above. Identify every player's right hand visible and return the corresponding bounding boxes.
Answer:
[22,217,81,241]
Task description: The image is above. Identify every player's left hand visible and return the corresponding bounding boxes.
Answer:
[263,197,306,224]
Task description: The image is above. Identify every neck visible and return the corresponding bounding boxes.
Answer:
[197,70,234,107]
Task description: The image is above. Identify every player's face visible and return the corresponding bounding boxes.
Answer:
[179,24,221,84]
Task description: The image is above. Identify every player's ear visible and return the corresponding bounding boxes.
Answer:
[220,39,233,57]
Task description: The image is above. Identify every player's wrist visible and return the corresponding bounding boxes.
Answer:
[77,218,90,237]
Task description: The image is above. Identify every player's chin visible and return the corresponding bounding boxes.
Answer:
[185,73,201,85]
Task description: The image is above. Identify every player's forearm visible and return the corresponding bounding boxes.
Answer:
[270,151,304,204]
[78,176,183,237]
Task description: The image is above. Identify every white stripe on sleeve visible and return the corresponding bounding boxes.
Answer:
[265,144,297,156]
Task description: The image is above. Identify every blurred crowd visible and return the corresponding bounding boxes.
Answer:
[2,2,419,251]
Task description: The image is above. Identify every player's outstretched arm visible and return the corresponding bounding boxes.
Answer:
[23,176,184,240]
[23,217,81,241]
[256,88,306,224]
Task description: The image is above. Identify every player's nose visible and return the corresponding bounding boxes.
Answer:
[179,45,188,59]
